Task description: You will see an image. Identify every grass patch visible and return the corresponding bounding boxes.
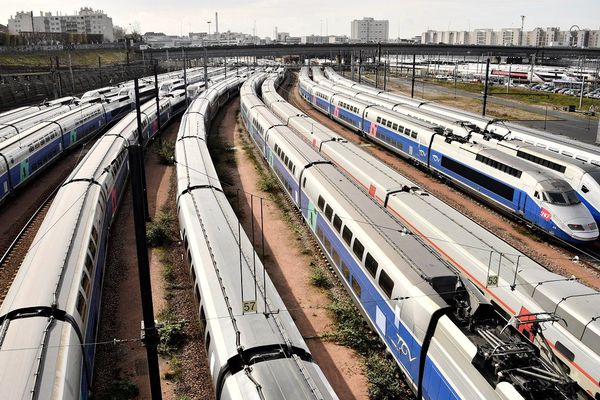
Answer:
[326,296,381,356]
[146,209,176,247]
[258,174,278,193]
[157,140,175,165]
[105,379,139,400]
[364,354,405,400]
[309,263,333,289]
[157,318,186,356]
[0,49,130,67]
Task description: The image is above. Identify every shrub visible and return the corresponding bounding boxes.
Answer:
[146,210,175,247]
[157,140,175,165]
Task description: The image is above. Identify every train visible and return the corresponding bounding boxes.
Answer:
[175,73,339,399]
[312,67,600,228]
[263,71,600,398]
[241,71,584,400]
[323,66,600,169]
[0,94,134,204]
[0,79,187,398]
[299,67,598,244]
[0,96,78,124]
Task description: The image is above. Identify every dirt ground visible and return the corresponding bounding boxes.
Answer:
[285,73,600,290]
[93,121,213,400]
[209,97,369,399]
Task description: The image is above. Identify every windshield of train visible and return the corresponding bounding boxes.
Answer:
[588,171,600,185]
[545,190,581,205]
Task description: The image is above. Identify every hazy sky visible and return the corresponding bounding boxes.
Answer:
[2,0,600,38]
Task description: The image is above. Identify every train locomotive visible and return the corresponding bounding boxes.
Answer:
[241,71,584,400]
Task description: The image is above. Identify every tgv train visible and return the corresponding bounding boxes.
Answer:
[0,101,81,143]
[312,68,600,229]
[175,75,339,399]
[300,68,598,243]
[242,71,583,400]
[0,96,78,124]
[0,95,134,204]
[0,88,185,398]
[264,72,600,398]
[323,66,600,168]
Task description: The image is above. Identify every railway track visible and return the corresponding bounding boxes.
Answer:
[0,187,58,305]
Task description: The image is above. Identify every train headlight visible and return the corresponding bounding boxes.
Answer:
[568,224,585,231]
[588,222,598,230]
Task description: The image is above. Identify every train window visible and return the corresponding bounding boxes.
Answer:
[351,277,362,298]
[398,125,404,133]
[381,118,387,126]
[411,131,418,139]
[405,129,411,136]
[187,249,192,264]
[91,226,99,244]
[323,236,331,254]
[85,254,94,273]
[191,266,196,283]
[386,121,392,128]
[365,253,378,277]
[284,155,289,165]
[325,205,333,221]
[392,123,398,130]
[76,291,87,318]
[341,261,350,281]
[582,185,589,193]
[342,226,353,246]
[81,271,91,295]
[205,332,211,351]
[534,191,540,199]
[352,239,365,261]
[555,341,575,362]
[332,249,340,267]
[377,116,381,123]
[333,215,342,233]
[317,225,325,242]
[194,285,201,303]
[378,270,394,299]
[303,177,307,188]
[199,307,206,334]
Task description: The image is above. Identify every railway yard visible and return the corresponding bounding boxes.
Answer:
[2,43,600,400]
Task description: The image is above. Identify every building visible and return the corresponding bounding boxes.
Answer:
[350,17,389,43]
[420,26,600,48]
[8,8,114,41]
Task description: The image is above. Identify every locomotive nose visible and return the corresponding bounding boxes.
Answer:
[565,216,599,241]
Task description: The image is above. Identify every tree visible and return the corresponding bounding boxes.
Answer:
[113,25,126,41]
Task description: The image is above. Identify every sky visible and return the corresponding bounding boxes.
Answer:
[2,0,600,39]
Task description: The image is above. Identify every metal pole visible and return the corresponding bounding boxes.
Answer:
[133,78,150,220]
[260,197,266,311]
[507,63,511,94]
[454,63,458,99]
[411,54,416,98]
[204,47,209,89]
[384,61,387,91]
[182,48,188,106]
[127,144,162,400]
[482,58,491,116]
[544,105,548,130]
[154,61,161,136]
[358,50,362,83]
[98,56,102,86]
[579,77,585,110]
[68,52,75,92]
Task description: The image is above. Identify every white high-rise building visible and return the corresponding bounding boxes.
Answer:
[8,7,114,42]
[350,17,389,43]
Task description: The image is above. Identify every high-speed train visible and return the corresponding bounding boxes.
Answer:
[0,100,82,143]
[264,71,600,398]
[0,95,134,204]
[0,84,187,398]
[323,66,600,168]
[0,96,78,125]
[175,75,339,399]
[300,68,598,244]
[242,71,584,400]
[311,68,600,228]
